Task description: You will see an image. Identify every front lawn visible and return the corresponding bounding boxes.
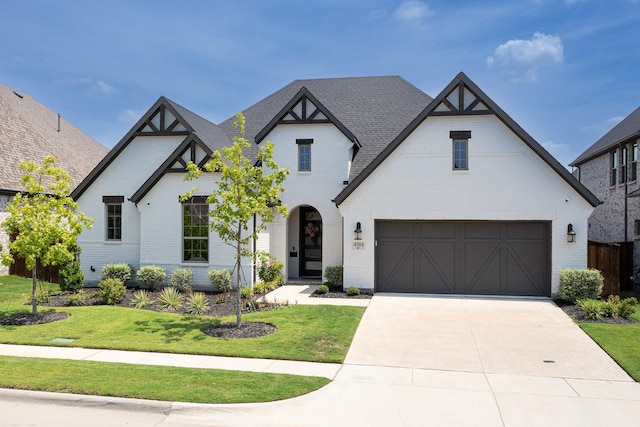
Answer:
[0,276,364,363]
[579,303,640,381]
[0,356,329,403]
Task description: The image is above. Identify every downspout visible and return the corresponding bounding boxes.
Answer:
[621,142,628,242]
[252,213,257,284]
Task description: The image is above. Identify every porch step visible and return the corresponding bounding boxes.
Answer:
[286,279,322,286]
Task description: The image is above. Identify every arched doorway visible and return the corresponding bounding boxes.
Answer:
[299,206,322,277]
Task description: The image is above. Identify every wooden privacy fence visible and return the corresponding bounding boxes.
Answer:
[587,240,633,296]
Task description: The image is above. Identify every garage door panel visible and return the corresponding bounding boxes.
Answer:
[376,221,550,296]
[419,243,455,292]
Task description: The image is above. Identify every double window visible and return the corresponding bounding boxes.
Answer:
[611,142,639,186]
[103,196,123,241]
[450,131,471,171]
[297,139,312,172]
[611,151,618,186]
[182,196,209,262]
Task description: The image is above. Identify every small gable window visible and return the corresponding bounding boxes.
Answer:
[450,131,471,171]
[297,139,313,172]
[182,196,209,263]
[103,196,124,241]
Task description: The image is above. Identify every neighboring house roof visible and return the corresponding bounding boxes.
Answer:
[71,96,231,201]
[0,84,108,194]
[570,106,640,166]
[334,72,600,207]
[218,76,433,181]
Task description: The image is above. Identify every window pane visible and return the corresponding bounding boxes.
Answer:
[183,202,208,262]
[106,203,122,241]
[298,144,311,171]
[453,140,468,170]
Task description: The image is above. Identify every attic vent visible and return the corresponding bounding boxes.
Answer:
[12,91,23,99]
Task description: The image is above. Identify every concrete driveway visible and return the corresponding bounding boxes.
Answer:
[160,294,640,426]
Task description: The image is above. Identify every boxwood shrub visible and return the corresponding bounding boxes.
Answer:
[558,268,604,303]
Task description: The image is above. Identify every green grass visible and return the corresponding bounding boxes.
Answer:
[0,275,359,402]
[0,276,364,363]
[579,296,640,381]
[0,355,329,403]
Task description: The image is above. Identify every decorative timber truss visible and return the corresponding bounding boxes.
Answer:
[135,104,190,135]
[255,87,358,145]
[430,80,494,116]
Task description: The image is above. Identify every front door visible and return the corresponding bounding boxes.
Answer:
[300,207,322,277]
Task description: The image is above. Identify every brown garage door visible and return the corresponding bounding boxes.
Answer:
[376,221,550,296]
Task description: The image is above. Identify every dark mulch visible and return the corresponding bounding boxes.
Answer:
[310,291,372,299]
[0,311,71,326]
[554,299,636,325]
[2,289,283,339]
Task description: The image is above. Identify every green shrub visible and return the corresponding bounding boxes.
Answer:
[324,266,343,289]
[256,251,284,284]
[346,286,360,296]
[577,299,603,320]
[170,268,193,294]
[617,296,638,318]
[315,284,329,295]
[264,280,280,292]
[157,287,184,311]
[253,281,266,295]
[559,269,604,303]
[101,263,133,284]
[59,260,84,293]
[35,282,51,304]
[208,269,232,293]
[240,287,253,299]
[130,289,153,309]
[186,292,210,315]
[67,290,88,306]
[136,265,166,291]
[98,278,126,305]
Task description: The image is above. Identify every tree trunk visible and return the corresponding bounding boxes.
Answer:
[31,266,37,315]
[236,223,242,328]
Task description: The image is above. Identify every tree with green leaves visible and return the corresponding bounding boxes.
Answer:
[1,156,93,315]
[184,113,289,327]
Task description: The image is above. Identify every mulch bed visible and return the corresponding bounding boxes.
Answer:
[554,299,636,325]
[1,289,284,339]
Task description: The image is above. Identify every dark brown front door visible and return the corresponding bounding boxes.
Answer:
[376,221,550,296]
[300,207,322,277]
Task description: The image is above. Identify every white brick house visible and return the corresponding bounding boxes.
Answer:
[72,73,598,296]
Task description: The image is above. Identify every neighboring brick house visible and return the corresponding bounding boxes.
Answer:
[0,84,108,275]
[73,72,598,297]
[570,106,640,277]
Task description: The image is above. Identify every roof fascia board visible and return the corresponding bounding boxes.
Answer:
[254,87,358,146]
[335,72,600,207]
[130,135,213,204]
[71,96,189,200]
[570,131,640,167]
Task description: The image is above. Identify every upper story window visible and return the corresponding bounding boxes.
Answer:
[450,131,471,171]
[103,196,124,241]
[621,146,628,184]
[632,143,638,181]
[610,151,618,186]
[297,139,313,172]
[182,196,209,262]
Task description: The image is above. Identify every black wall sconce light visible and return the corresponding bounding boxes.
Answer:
[567,224,576,243]
[354,222,362,240]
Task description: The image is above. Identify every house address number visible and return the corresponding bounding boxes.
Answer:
[352,241,365,250]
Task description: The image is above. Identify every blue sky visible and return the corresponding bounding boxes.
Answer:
[1,0,639,167]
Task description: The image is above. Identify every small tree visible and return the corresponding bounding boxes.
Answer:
[184,113,289,327]
[0,156,93,314]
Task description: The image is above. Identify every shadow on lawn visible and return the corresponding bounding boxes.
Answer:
[132,316,217,343]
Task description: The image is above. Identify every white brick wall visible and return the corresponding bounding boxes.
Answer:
[339,116,595,294]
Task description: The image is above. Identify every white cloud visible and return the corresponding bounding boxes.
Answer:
[54,77,118,97]
[118,108,145,125]
[487,32,564,82]
[89,80,117,96]
[392,1,432,23]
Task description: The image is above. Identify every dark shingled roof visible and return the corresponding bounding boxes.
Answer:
[0,84,108,194]
[164,98,231,151]
[571,106,640,166]
[218,76,433,180]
